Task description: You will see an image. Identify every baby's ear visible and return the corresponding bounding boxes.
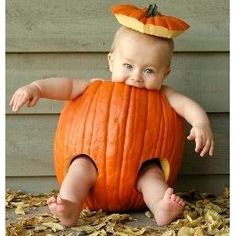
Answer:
[164,67,171,79]
[107,53,113,72]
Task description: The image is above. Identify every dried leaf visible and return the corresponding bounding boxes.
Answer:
[222,186,229,199]
[161,229,176,236]
[145,210,153,218]
[205,209,222,225]
[15,206,25,215]
[193,226,205,236]
[34,225,48,232]
[72,225,95,233]
[177,226,194,236]
[42,221,64,231]
[204,202,223,213]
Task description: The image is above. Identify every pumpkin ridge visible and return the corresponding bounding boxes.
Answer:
[112,84,127,206]
[79,81,105,208]
[166,105,176,180]
[126,88,136,208]
[154,94,163,156]
[153,92,163,158]
[81,81,103,156]
[128,9,144,19]
[159,93,181,184]
[71,94,90,157]
[133,89,149,209]
[154,17,168,28]
[117,84,132,206]
[165,99,174,162]
[66,81,98,159]
[161,17,172,31]
[112,4,138,14]
[54,81,102,184]
[140,90,156,161]
[157,94,167,169]
[94,81,116,209]
[125,87,148,208]
[126,88,143,209]
[167,16,190,30]
[104,82,116,210]
[164,16,185,31]
[152,93,162,166]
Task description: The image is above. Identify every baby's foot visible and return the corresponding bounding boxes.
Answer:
[47,196,81,227]
[153,188,185,226]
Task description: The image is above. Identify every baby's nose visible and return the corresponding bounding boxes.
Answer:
[131,72,143,82]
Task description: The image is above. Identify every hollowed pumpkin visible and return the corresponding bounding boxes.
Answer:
[54,80,185,211]
[112,4,190,38]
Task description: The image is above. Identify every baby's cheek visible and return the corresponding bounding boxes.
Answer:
[111,74,126,83]
[145,81,161,90]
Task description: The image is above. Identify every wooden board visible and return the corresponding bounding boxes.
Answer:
[6,0,229,52]
[6,52,229,114]
[6,113,229,176]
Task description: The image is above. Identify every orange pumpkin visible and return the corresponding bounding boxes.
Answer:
[54,80,185,211]
[112,4,190,38]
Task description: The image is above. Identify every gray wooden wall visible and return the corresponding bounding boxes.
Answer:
[6,0,229,195]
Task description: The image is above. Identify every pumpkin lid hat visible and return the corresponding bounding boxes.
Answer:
[112,3,190,39]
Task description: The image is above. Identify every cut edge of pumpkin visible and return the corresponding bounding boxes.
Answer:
[160,158,170,181]
[114,14,185,38]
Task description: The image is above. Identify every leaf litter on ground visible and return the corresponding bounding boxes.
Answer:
[6,187,229,235]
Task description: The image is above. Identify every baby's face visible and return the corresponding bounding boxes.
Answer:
[108,31,171,90]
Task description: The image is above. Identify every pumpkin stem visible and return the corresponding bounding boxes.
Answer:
[147,4,158,17]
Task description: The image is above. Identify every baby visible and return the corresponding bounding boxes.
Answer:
[10,26,214,227]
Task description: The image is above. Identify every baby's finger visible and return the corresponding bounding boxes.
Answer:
[27,96,39,107]
[187,133,194,141]
[13,95,29,112]
[209,140,214,156]
[9,91,20,107]
[12,94,23,112]
[195,136,203,153]
[12,101,22,112]
[200,140,211,157]
[187,129,195,141]
[11,96,21,112]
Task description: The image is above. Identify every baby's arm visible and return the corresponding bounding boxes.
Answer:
[161,85,214,157]
[9,78,89,112]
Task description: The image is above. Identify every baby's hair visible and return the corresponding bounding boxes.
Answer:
[110,26,174,66]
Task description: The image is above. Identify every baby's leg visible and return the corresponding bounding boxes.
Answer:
[47,156,98,226]
[136,162,185,226]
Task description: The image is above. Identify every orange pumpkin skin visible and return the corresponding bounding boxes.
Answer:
[54,80,185,211]
[112,4,190,38]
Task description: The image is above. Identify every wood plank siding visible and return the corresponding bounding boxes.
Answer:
[6,0,229,194]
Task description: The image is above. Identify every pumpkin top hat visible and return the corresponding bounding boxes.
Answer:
[112,3,190,39]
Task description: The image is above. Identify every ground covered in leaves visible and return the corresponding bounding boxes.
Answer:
[6,188,229,236]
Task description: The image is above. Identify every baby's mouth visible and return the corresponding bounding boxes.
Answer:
[125,80,145,88]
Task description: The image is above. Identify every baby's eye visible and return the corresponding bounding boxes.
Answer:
[145,68,154,74]
[123,63,133,70]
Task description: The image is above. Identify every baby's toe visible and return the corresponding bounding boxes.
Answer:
[164,188,174,199]
[171,194,177,201]
[175,196,181,203]
[56,196,64,205]
[179,199,185,207]
[47,196,56,205]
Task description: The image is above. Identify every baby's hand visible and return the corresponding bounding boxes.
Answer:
[187,122,214,157]
[9,83,41,112]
